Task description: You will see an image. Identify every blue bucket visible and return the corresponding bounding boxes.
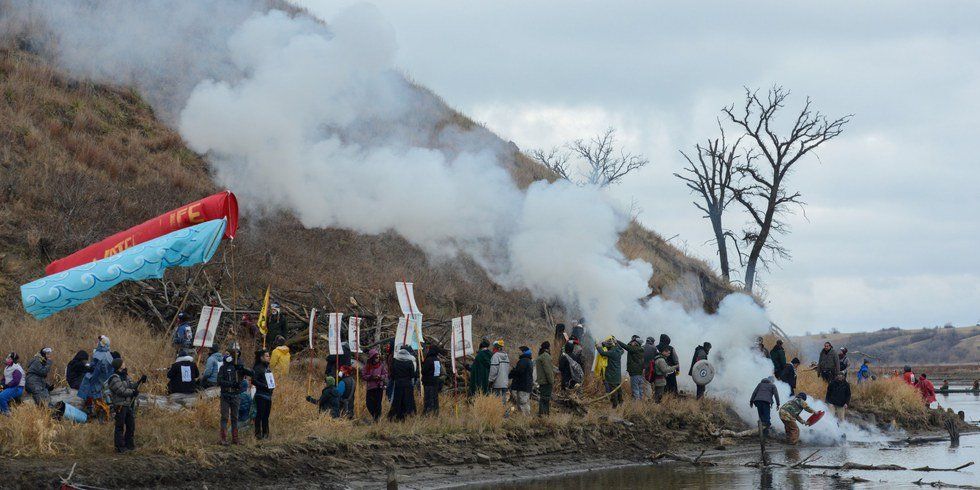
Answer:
[60,402,88,423]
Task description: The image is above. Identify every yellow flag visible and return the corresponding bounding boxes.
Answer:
[257,285,271,335]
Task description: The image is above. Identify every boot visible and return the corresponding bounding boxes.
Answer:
[219,427,228,446]
[232,427,240,445]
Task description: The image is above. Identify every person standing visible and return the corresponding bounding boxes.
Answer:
[618,336,645,400]
[173,312,194,354]
[779,358,800,396]
[825,373,851,421]
[916,373,936,407]
[817,342,840,382]
[266,303,287,344]
[388,345,418,421]
[642,337,657,398]
[508,346,534,416]
[769,340,787,376]
[0,353,25,415]
[559,342,584,390]
[856,359,873,384]
[467,340,492,396]
[269,336,291,379]
[361,349,388,422]
[656,335,680,394]
[756,337,770,359]
[596,338,625,408]
[337,365,356,418]
[688,342,711,399]
[251,349,275,440]
[217,348,251,445]
[488,341,511,406]
[838,347,850,377]
[778,393,814,445]
[535,342,555,416]
[421,345,445,416]
[902,365,916,385]
[749,377,780,432]
[26,347,54,405]
[651,346,678,403]
[106,358,145,453]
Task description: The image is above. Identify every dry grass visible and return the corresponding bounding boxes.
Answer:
[849,377,929,426]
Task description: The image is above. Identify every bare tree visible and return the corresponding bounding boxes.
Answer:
[723,86,851,292]
[674,122,742,282]
[530,128,648,187]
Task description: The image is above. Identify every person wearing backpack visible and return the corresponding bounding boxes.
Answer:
[106,358,146,453]
[217,347,251,445]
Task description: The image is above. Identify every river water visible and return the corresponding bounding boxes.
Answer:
[469,391,980,489]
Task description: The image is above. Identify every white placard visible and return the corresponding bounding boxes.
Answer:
[180,365,192,382]
[348,317,362,353]
[265,371,276,389]
[308,308,318,349]
[433,360,441,377]
[193,306,223,348]
[394,314,423,350]
[450,315,474,374]
[395,281,421,316]
[327,313,344,356]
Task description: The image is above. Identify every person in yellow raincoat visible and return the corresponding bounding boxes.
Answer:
[270,336,291,378]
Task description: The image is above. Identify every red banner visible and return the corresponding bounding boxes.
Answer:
[45,191,238,275]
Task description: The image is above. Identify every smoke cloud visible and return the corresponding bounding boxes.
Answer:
[8,0,867,440]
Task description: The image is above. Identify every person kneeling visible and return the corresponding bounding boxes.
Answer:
[167,350,199,395]
[307,376,342,418]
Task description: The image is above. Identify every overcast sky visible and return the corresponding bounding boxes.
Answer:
[296,0,980,334]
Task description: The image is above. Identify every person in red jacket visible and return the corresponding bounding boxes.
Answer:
[916,373,936,407]
[901,365,916,385]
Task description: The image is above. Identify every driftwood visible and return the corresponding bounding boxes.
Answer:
[710,428,759,438]
[46,387,221,413]
[651,450,717,467]
[798,461,973,472]
[912,479,980,489]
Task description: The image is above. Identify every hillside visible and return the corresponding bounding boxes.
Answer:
[0,19,732,345]
[792,325,980,365]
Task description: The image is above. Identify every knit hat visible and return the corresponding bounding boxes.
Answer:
[325,376,336,387]
[111,358,124,370]
[41,347,53,356]
[479,339,490,349]
[493,340,504,349]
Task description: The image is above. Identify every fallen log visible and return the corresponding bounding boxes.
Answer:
[798,461,974,472]
[910,462,974,472]
[45,387,222,413]
[651,450,717,467]
[912,479,980,489]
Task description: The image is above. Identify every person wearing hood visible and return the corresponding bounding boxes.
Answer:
[217,346,251,445]
[173,311,194,354]
[509,346,534,416]
[337,364,356,418]
[0,352,25,415]
[388,345,418,421]
[688,342,712,399]
[307,376,342,418]
[107,358,145,452]
[421,345,445,416]
[778,393,814,445]
[749,377,781,431]
[468,340,492,396]
[26,347,54,405]
[534,342,555,416]
[650,345,679,403]
[838,347,850,376]
[596,337,625,408]
[266,303,288,343]
[656,335,680,394]
[857,359,873,384]
[779,358,801,396]
[817,342,840,382]
[825,373,851,421]
[488,340,511,406]
[361,349,388,421]
[65,350,89,390]
[167,350,200,395]
[769,340,787,375]
[916,373,937,407]
[269,336,291,379]
[252,349,275,439]
[78,336,115,409]
[200,346,224,388]
[618,336,646,400]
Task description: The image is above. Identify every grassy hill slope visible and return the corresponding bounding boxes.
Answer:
[792,325,980,364]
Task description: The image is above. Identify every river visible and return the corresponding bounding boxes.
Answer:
[467,391,980,489]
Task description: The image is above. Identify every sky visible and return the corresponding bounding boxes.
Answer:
[294,0,980,334]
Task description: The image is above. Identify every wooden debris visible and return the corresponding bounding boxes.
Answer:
[651,450,717,467]
[912,479,980,489]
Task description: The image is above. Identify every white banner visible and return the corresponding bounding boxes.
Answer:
[450,315,474,374]
[395,281,421,316]
[308,308,318,349]
[394,314,423,350]
[193,306,222,348]
[348,316,362,353]
[327,312,344,356]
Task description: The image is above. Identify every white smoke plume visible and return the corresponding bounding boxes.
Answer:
[7,1,869,440]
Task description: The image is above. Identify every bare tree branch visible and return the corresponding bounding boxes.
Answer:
[531,128,649,187]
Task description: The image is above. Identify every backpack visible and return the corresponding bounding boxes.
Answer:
[564,353,584,384]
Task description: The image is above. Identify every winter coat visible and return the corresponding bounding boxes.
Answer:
[77,344,114,401]
[596,343,624,384]
[509,353,534,393]
[107,372,137,407]
[390,348,418,388]
[778,364,797,391]
[917,379,936,404]
[826,379,851,407]
[362,360,388,391]
[535,352,555,386]
[310,382,341,417]
[488,351,511,389]
[202,352,224,384]
[750,378,780,407]
[266,312,288,341]
[769,345,787,374]
[779,397,812,419]
[338,375,355,403]
[270,346,291,378]
[857,364,871,383]
[468,348,492,395]
[817,346,840,378]
[421,353,444,386]
[252,360,276,400]
[25,354,52,394]
[656,335,679,376]
[651,354,677,387]
[2,363,25,388]
[166,355,199,394]
[642,340,658,377]
[618,340,645,376]
[688,345,709,376]
[838,353,850,374]
[902,371,916,385]
[65,350,89,390]
[218,360,250,397]
[173,321,193,348]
